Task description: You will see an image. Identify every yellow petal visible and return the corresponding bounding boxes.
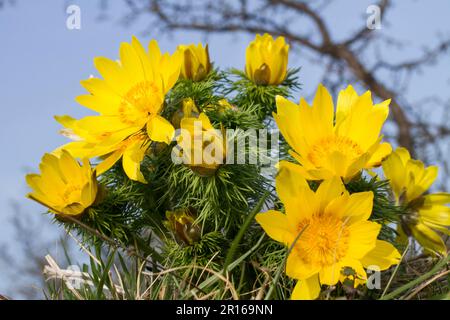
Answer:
[319,263,342,286]
[423,221,450,236]
[346,221,380,259]
[339,257,367,287]
[94,57,128,94]
[147,115,175,144]
[324,151,351,178]
[75,94,119,118]
[79,77,117,97]
[59,150,82,184]
[336,85,358,124]
[367,142,392,167]
[148,39,162,78]
[361,240,401,270]
[27,193,58,212]
[311,84,334,137]
[39,158,65,191]
[119,42,146,83]
[122,140,147,183]
[61,202,85,216]
[405,161,437,201]
[356,99,390,148]
[315,177,346,212]
[255,210,292,244]
[395,147,411,164]
[424,193,450,205]
[287,150,320,179]
[53,141,94,159]
[411,222,447,256]
[291,274,321,300]
[275,161,316,223]
[286,252,321,280]
[419,205,450,226]
[325,191,373,224]
[75,115,132,134]
[382,150,407,201]
[344,152,372,181]
[131,36,153,81]
[26,174,43,194]
[80,181,96,207]
[96,149,124,175]
[274,95,304,154]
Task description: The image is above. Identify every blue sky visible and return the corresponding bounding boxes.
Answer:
[0,0,449,298]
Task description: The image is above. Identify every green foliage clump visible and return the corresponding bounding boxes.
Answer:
[43,62,448,302]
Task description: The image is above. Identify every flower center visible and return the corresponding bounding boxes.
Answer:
[307,136,363,167]
[295,214,350,267]
[119,81,163,125]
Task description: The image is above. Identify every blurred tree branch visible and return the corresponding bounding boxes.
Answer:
[0,0,15,9]
[113,0,450,187]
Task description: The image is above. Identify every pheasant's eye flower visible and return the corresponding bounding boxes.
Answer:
[26,150,98,217]
[55,37,181,183]
[176,113,226,177]
[382,148,438,204]
[165,209,201,245]
[177,43,212,81]
[383,148,450,255]
[274,84,392,181]
[203,99,237,114]
[171,98,200,129]
[256,162,400,299]
[216,99,237,113]
[245,33,289,85]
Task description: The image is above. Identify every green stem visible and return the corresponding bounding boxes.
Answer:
[380,254,450,300]
[188,233,265,298]
[381,243,410,298]
[223,191,270,274]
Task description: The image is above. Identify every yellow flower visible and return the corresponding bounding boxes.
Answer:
[274,84,392,181]
[55,37,181,183]
[26,150,98,217]
[383,148,450,255]
[203,99,237,114]
[382,148,438,204]
[171,98,200,129]
[164,209,201,245]
[177,43,212,81]
[245,33,289,85]
[176,113,226,176]
[256,161,400,300]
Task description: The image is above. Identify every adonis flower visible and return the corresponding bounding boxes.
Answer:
[164,209,201,245]
[171,98,200,129]
[245,33,289,85]
[274,84,392,181]
[26,150,98,217]
[56,37,181,183]
[256,162,400,299]
[383,148,450,255]
[177,43,212,82]
[175,113,226,176]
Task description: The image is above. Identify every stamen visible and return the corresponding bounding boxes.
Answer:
[119,81,162,125]
[308,136,363,167]
[295,214,350,267]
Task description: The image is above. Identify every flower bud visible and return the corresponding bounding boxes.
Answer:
[178,43,212,82]
[165,209,201,245]
[245,34,289,85]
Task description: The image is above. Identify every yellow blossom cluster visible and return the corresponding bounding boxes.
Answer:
[25,34,449,300]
